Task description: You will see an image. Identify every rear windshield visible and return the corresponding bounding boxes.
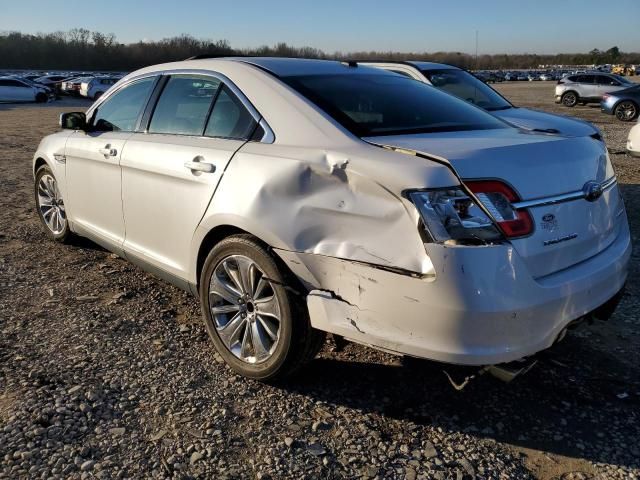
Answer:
[420,69,512,111]
[281,73,507,137]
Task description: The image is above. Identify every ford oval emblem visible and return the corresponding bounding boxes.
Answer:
[542,213,555,222]
[583,181,603,202]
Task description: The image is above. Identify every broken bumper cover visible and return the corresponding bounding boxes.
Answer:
[276,221,630,366]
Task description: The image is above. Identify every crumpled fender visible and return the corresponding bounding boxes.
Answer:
[191,141,459,282]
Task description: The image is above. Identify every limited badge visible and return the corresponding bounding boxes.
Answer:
[541,213,558,231]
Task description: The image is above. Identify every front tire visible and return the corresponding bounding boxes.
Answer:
[561,91,578,107]
[34,165,72,243]
[614,101,638,122]
[35,92,47,103]
[199,234,324,381]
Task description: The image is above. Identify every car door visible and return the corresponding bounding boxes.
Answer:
[64,76,157,252]
[578,74,598,99]
[120,74,261,281]
[596,75,625,95]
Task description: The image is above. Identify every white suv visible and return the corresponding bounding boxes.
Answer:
[555,72,635,107]
[33,58,630,381]
[80,76,120,100]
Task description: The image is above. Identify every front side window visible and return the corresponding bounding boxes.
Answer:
[420,69,511,111]
[204,86,257,139]
[149,76,221,136]
[282,73,507,137]
[91,77,156,132]
[597,75,619,86]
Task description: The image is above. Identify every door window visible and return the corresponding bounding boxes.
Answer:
[91,77,156,132]
[204,85,257,139]
[596,75,619,86]
[149,76,221,136]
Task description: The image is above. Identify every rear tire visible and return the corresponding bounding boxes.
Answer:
[199,234,324,381]
[35,92,47,103]
[614,101,638,122]
[561,91,578,107]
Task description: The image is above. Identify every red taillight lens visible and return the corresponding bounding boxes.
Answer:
[465,180,533,238]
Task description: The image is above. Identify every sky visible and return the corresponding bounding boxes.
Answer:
[2,0,639,55]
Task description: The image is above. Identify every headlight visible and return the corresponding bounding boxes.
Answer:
[409,181,533,244]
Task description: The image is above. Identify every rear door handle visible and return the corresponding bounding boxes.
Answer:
[184,156,215,173]
[99,144,117,157]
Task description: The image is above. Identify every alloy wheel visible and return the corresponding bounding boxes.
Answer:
[37,174,67,235]
[563,93,577,107]
[616,101,637,121]
[208,255,281,364]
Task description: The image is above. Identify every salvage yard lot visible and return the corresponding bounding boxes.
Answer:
[0,80,639,479]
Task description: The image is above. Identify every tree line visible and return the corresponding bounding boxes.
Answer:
[1,29,639,71]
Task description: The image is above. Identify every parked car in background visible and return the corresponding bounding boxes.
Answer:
[527,73,539,81]
[79,76,120,100]
[627,121,640,157]
[0,76,50,103]
[555,72,635,107]
[539,73,553,81]
[33,57,629,381]
[516,73,528,81]
[361,61,601,138]
[61,76,94,96]
[601,85,640,122]
[34,74,72,95]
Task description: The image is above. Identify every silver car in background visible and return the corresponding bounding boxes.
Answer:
[33,58,630,381]
[362,61,601,138]
[555,72,635,107]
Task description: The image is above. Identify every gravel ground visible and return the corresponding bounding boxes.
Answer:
[1,82,639,480]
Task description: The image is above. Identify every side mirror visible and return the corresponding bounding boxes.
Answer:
[59,112,87,130]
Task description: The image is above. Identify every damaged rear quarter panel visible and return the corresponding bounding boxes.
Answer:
[192,141,459,279]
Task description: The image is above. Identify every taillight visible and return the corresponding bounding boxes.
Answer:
[465,180,533,238]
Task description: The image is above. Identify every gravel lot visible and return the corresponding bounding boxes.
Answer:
[1,81,639,480]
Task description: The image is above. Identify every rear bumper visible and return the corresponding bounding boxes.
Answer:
[279,219,631,365]
[627,148,640,158]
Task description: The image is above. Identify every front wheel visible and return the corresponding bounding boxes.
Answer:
[561,91,578,107]
[199,234,324,381]
[34,165,73,243]
[615,101,638,122]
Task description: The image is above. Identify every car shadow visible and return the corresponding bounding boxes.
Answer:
[278,329,639,469]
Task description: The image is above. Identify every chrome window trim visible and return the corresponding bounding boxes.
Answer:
[512,176,617,210]
[86,69,275,144]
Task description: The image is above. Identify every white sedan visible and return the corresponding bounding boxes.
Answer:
[32,58,630,380]
[0,76,50,103]
[628,121,640,157]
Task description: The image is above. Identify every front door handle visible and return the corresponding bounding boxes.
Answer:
[184,156,216,174]
[99,144,117,157]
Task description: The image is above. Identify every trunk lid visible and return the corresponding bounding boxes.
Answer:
[365,128,625,278]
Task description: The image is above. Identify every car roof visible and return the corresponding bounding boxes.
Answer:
[227,57,399,77]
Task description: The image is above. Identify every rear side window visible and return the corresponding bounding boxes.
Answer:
[282,73,506,137]
[91,77,156,132]
[149,76,221,136]
[0,79,27,87]
[204,86,257,139]
[575,75,595,84]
